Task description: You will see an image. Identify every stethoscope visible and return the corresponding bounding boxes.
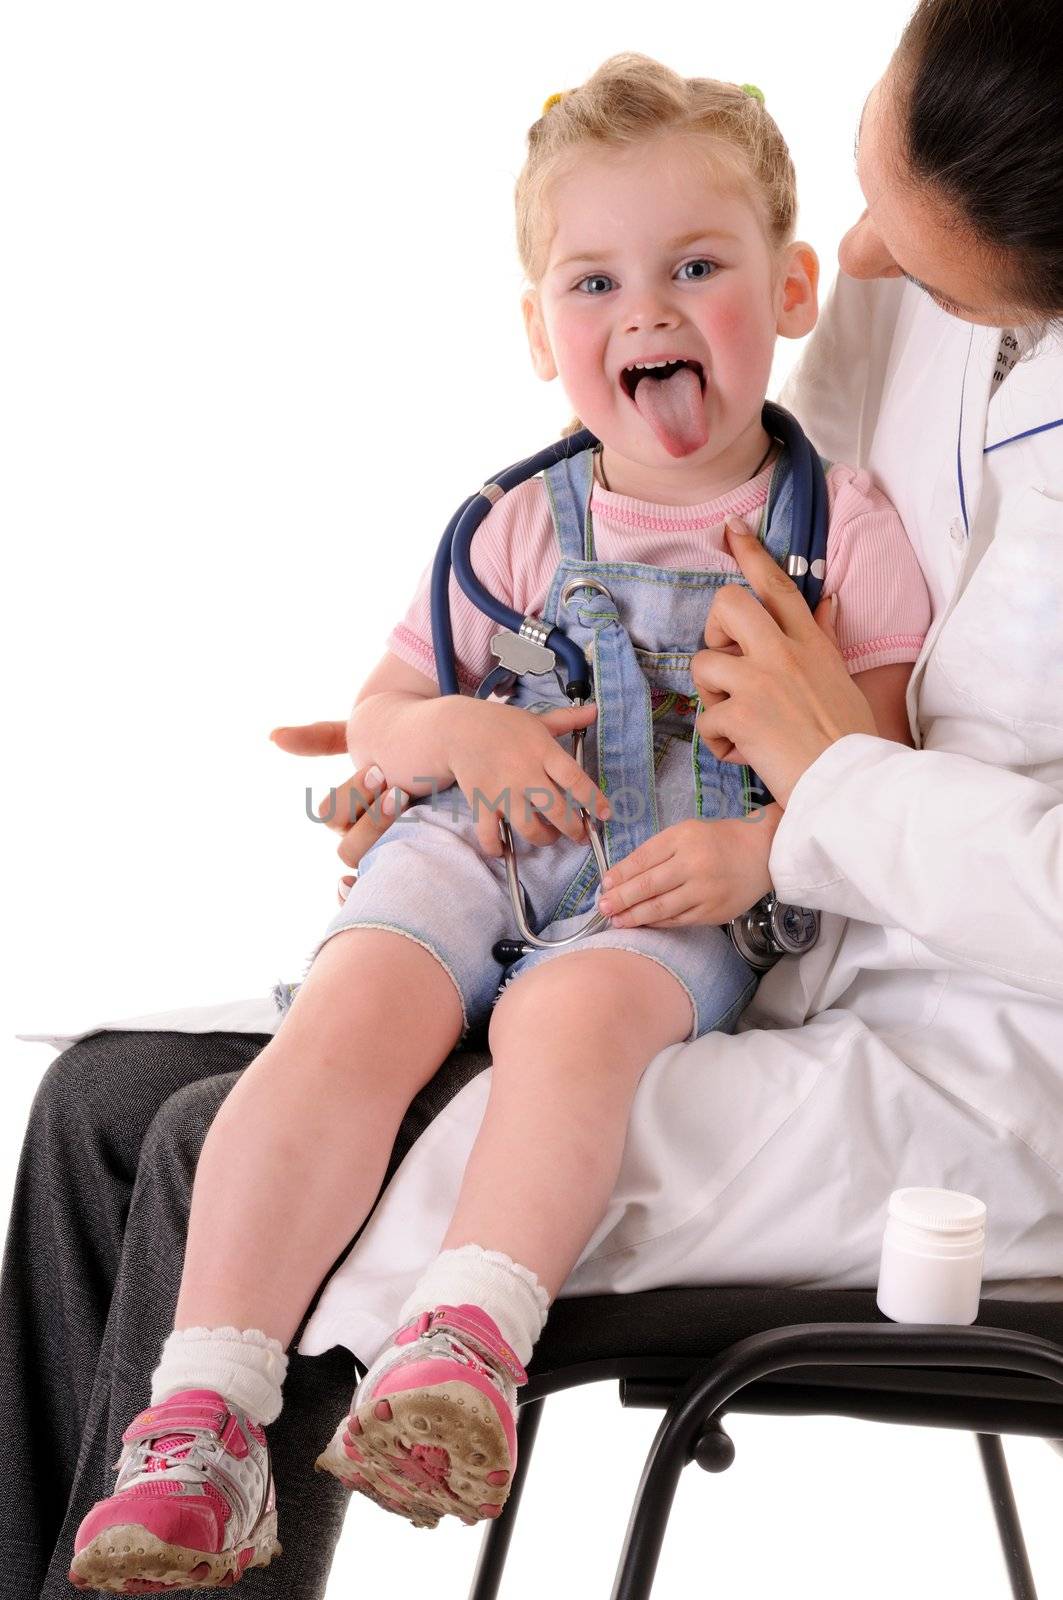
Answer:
[430,401,827,973]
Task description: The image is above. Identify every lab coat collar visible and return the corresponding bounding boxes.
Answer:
[982,326,1063,476]
[954,321,998,537]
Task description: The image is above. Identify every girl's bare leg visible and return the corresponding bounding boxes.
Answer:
[441,949,693,1298]
[175,928,464,1346]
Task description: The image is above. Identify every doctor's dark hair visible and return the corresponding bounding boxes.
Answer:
[514,53,797,285]
[895,0,1063,317]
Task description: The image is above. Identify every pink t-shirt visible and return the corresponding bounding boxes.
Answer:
[388,459,931,695]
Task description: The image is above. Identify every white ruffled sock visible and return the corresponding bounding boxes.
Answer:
[397,1245,550,1367]
[150,1326,289,1425]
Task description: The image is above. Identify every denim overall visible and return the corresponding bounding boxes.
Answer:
[316,445,802,1044]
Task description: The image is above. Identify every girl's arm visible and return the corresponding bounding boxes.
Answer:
[849,663,915,747]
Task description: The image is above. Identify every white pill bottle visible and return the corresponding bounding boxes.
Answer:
[876,1187,987,1325]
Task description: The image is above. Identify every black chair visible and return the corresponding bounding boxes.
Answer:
[462,1285,1063,1599]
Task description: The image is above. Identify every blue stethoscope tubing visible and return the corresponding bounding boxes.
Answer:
[432,400,828,715]
[428,400,828,962]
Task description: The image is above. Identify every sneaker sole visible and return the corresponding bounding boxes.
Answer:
[67,1511,281,1592]
[314,1379,514,1529]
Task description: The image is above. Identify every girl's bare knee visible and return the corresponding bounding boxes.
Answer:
[244,934,464,1107]
[267,925,465,1082]
[488,948,691,1063]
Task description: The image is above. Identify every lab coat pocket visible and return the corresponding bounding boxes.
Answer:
[928,485,1063,766]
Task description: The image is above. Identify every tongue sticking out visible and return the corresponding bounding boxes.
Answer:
[632,366,709,457]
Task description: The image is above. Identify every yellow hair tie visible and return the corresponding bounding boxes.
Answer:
[541,91,566,115]
[740,83,765,104]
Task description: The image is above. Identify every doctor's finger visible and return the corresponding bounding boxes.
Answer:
[696,699,745,763]
[690,646,750,703]
[337,799,399,868]
[720,520,817,642]
[702,582,785,656]
[318,769,386,833]
[270,719,348,756]
[702,732,740,762]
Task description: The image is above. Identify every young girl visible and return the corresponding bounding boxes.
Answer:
[71,54,929,1590]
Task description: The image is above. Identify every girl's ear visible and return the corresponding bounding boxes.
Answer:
[776,242,820,339]
[521,289,558,381]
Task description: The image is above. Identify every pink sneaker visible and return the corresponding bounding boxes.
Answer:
[315,1304,527,1529]
[69,1389,281,1592]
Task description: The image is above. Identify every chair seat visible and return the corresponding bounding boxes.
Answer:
[534,1285,1063,1370]
[526,1287,1063,1437]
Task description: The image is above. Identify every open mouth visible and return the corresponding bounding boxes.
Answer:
[620,358,706,400]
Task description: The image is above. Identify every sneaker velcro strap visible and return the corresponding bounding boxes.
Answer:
[122,1399,228,1444]
[426,1307,528,1385]
[219,1414,250,1458]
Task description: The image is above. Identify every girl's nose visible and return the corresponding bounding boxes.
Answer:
[624,299,681,334]
[838,209,903,280]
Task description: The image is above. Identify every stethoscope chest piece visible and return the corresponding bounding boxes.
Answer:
[726,894,821,972]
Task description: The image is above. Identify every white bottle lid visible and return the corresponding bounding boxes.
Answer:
[887,1186,987,1239]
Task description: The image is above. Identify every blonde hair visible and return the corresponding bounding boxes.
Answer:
[515,53,798,286]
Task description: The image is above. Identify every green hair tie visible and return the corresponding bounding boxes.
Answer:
[740,83,765,104]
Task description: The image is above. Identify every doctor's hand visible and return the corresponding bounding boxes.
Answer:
[270,719,405,903]
[692,520,876,808]
[596,810,783,928]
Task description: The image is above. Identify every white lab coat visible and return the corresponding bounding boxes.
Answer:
[28,276,1063,1364]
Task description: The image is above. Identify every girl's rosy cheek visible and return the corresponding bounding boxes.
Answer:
[702,292,777,368]
[552,311,607,380]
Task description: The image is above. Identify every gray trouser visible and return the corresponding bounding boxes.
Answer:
[0,1028,488,1599]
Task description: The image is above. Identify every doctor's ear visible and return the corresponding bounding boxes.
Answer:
[521,288,558,381]
[775,242,819,339]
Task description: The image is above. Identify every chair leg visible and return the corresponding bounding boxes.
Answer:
[610,1406,690,1600]
[610,1323,1063,1600]
[975,1434,1039,1600]
[466,1399,545,1600]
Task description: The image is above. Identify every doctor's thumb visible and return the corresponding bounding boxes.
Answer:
[814,591,840,647]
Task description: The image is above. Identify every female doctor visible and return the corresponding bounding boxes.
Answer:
[4,0,1062,1593]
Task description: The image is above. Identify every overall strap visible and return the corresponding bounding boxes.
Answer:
[541,447,596,563]
[577,587,659,865]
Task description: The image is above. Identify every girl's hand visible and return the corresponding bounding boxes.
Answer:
[448,699,612,858]
[692,519,876,807]
[596,810,782,927]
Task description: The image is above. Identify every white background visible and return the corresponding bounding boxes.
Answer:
[3,3,1059,1595]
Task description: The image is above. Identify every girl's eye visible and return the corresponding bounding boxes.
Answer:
[677,258,718,282]
[575,274,615,295]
